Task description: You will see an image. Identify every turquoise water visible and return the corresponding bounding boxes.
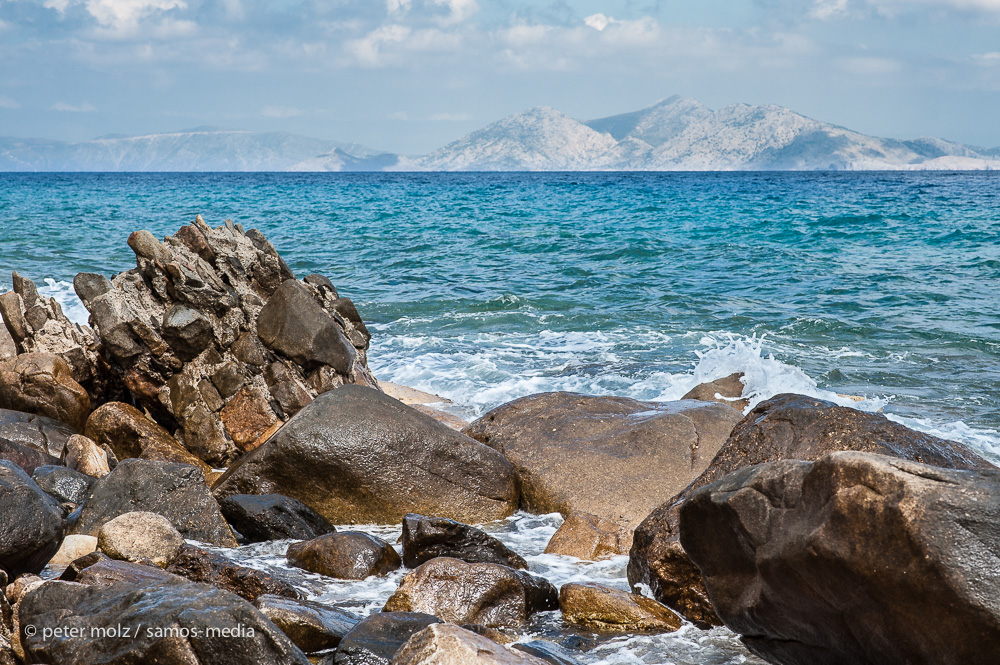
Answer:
[2,172,998,459]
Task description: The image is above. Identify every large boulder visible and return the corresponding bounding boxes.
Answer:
[74,219,375,466]
[0,353,90,431]
[0,461,65,578]
[401,514,527,569]
[680,451,1000,665]
[325,612,441,665]
[383,557,558,629]
[214,386,519,525]
[628,393,995,627]
[18,577,311,664]
[464,392,740,536]
[391,624,549,665]
[254,594,360,653]
[70,459,237,547]
[286,532,401,580]
[219,493,335,543]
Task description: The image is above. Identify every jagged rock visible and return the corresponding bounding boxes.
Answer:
[31,465,94,505]
[680,451,1000,665]
[47,535,98,566]
[219,493,335,543]
[628,393,995,627]
[681,373,748,412]
[57,552,110,582]
[383,557,558,629]
[19,577,312,664]
[70,458,237,547]
[0,322,14,361]
[75,218,376,467]
[97,511,185,567]
[286,532,401,580]
[464,392,740,534]
[543,511,630,560]
[391,624,550,665]
[214,386,519,525]
[401,514,527,569]
[254,594,360,653]
[165,544,300,602]
[0,408,73,474]
[61,434,110,478]
[0,461,65,578]
[0,353,90,431]
[558,583,681,633]
[325,612,441,665]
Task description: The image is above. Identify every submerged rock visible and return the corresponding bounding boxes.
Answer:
[401,514,527,569]
[543,511,630,560]
[219,493,335,543]
[464,392,740,537]
[254,594,360,653]
[0,461,65,578]
[214,386,519,525]
[286,531,401,580]
[511,641,585,665]
[628,393,995,627]
[558,583,681,633]
[680,451,1000,665]
[325,612,441,665]
[0,353,90,432]
[392,623,550,665]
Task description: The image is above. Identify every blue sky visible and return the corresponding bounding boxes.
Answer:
[1,0,999,153]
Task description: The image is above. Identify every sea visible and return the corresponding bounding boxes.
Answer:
[3,171,999,663]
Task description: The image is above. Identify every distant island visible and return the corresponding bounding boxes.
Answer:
[3,96,999,172]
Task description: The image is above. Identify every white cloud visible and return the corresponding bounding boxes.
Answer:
[432,0,479,25]
[0,96,19,109]
[387,0,412,16]
[51,101,97,112]
[429,112,472,121]
[812,0,1000,17]
[584,13,611,31]
[260,105,301,118]
[43,0,73,13]
[85,0,187,31]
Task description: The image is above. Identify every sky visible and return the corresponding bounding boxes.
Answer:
[1,0,999,154]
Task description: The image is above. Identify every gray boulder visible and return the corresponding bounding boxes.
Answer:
[0,461,65,578]
[254,594,360,653]
[326,612,441,665]
[32,465,94,505]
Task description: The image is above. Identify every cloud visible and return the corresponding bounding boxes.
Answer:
[429,111,472,121]
[0,96,19,109]
[584,13,611,31]
[810,0,1000,17]
[387,0,412,16]
[51,101,97,112]
[260,105,301,118]
[86,0,188,31]
[431,0,478,25]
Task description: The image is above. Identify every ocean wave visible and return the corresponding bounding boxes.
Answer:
[37,278,91,326]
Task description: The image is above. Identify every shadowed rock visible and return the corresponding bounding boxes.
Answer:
[165,544,301,602]
[219,493,335,543]
[323,612,441,665]
[401,514,527,569]
[0,461,65,578]
[254,594,360,653]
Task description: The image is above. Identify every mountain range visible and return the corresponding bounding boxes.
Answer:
[4,97,999,171]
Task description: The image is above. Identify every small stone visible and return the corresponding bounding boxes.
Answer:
[62,434,111,478]
[287,532,401,580]
[391,624,550,665]
[47,535,98,566]
[97,511,185,567]
[681,373,748,412]
[543,512,630,560]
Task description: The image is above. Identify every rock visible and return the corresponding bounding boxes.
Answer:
[76,220,375,467]
[679,451,1000,665]
[543,511,630,560]
[464,392,740,534]
[391,623,549,665]
[511,641,584,665]
[46,535,98,566]
[71,558,183,587]
[214,386,519,525]
[19,576,312,664]
[0,461,65,578]
[327,612,441,665]
[84,401,213,479]
[97,511,185,567]
[254,594,360,653]
[70,458,237,547]
[681,373,748,412]
[61,434,110,478]
[628,393,996,627]
[380,383,467,431]
[286,532,401,580]
[558,583,681,633]
[0,321,14,361]
[219,493,335,543]
[383,557,558,629]
[0,408,73,473]
[401,514,527,569]
[165,544,301,602]
[31,465,94,505]
[57,552,110,582]
[0,353,90,431]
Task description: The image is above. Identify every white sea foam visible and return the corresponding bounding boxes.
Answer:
[36,278,91,326]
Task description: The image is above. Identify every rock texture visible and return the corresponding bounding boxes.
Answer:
[0,408,71,474]
[680,451,1000,665]
[74,218,375,466]
[219,493,335,543]
[327,612,441,665]
[70,458,237,547]
[0,353,90,431]
[97,511,185,567]
[383,557,558,629]
[401,514,527,569]
[0,461,65,578]
[391,623,549,665]
[286,532,401,580]
[558,583,681,633]
[47,535,98,566]
[254,594,360,653]
[214,386,519,525]
[681,373,748,412]
[165,544,300,602]
[61,434,111,478]
[32,465,94,505]
[543,511,631,560]
[464,392,740,532]
[628,393,995,627]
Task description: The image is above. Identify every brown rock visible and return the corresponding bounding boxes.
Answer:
[681,373,748,412]
[286,532,401,580]
[166,544,301,602]
[62,434,110,478]
[391,624,550,665]
[558,583,681,633]
[219,385,278,451]
[543,512,630,560]
[254,594,360,653]
[628,393,995,627]
[0,353,90,431]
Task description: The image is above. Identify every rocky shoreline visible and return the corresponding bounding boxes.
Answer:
[1,218,998,664]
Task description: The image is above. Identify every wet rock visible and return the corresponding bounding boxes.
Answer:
[681,373,748,412]
[47,535,98,566]
[219,493,335,543]
[511,640,585,665]
[0,353,90,431]
[19,577,312,664]
[61,434,110,478]
[464,392,740,535]
[680,451,1000,665]
[558,583,681,633]
[0,461,65,578]
[57,552,109,582]
[97,511,185,567]
[286,532,401,580]
[0,408,74,473]
[165,544,300,602]
[543,511,630,560]
[383,557,558,629]
[72,558,182,587]
[214,386,519,525]
[628,393,996,627]
[391,623,549,665]
[326,612,441,665]
[71,458,237,547]
[76,219,375,467]
[32,465,94,505]
[254,594,360,653]
[401,514,527,569]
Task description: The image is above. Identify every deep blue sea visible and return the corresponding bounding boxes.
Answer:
[2,171,998,462]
